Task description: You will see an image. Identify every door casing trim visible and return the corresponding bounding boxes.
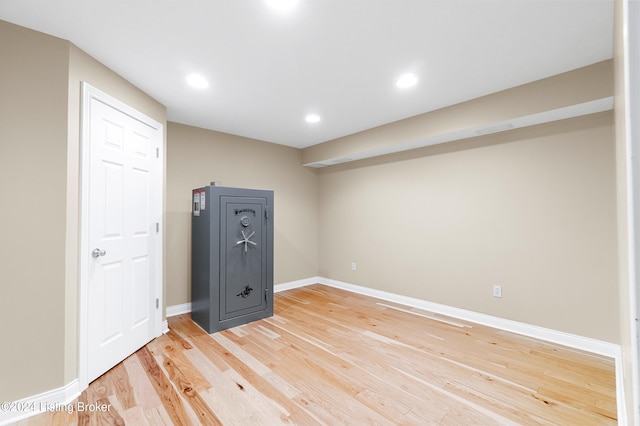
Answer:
[78,82,164,391]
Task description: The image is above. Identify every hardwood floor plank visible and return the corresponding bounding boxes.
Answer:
[184,334,301,424]
[292,380,394,425]
[136,346,197,425]
[160,353,221,425]
[149,338,221,425]
[210,333,272,377]
[185,333,317,424]
[122,354,163,410]
[108,360,136,411]
[265,310,499,424]
[165,329,194,351]
[151,334,211,393]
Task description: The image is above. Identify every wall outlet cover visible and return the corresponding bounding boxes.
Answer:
[493,285,502,298]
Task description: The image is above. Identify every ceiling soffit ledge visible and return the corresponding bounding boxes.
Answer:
[302,60,614,168]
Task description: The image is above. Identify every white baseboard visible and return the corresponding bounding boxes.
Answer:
[166,302,191,317]
[0,379,81,426]
[274,276,321,292]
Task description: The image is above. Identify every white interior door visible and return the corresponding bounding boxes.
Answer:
[81,84,162,384]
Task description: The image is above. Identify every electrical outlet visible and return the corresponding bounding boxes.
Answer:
[493,285,502,298]
[351,262,357,271]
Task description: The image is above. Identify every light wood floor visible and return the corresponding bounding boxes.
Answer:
[18,284,616,425]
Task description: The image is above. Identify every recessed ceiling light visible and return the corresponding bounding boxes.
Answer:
[396,73,418,89]
[186,73,209,89]
[266,0,298,11]
[305,114,321,124]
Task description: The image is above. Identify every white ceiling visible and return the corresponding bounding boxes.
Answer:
[0,0,614,149]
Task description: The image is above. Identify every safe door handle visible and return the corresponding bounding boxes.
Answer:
[92,248,107,258]
[236,231,257,253]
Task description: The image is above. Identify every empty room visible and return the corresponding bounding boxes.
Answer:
[1,0,639,425]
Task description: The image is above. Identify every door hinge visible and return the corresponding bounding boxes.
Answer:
[265,206,269,220]
[156,147,160,158]
[156,298,159,309]
[265,289,268,301]
[156,222,160,233]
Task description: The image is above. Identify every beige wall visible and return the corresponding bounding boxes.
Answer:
[318,111,619,343]
[0,20,166,402]
[166,123,318,307]
[0,21,70,402]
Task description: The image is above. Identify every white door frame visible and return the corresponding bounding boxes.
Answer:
[78,82,164,390]
[624,0,640,419]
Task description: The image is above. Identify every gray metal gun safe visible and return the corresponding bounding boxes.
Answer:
[191,185,274,333]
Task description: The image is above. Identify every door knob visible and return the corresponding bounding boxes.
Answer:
[92,248,107,258]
